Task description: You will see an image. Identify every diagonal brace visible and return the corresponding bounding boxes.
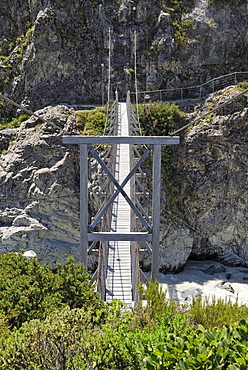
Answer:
[88,145,152,232]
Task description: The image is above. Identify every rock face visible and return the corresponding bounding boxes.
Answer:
[0,0,247,113]
[0,105,81,264]
[181,87,248,266]
[156,86,248,272]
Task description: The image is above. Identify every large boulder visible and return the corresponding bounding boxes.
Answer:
[0,105,81,265]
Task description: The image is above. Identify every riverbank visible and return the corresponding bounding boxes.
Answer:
[156,260,248,306]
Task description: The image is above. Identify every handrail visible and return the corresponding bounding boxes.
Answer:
[126,91,142,136]
[93,90,119,299]
[126,91,148,306]
[129,71,248,103]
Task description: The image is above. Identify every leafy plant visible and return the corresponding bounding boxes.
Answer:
[76,106,107,135]
[138,102,185,216]
[0,253,104,329]
[138,101,185,136]
[144,320,248,370]
[131,281,181,331]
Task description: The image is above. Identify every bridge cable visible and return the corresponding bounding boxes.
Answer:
[133,30,141,132]
[0,93,73,136]
[106,27,112,123]
[169,87,248,136]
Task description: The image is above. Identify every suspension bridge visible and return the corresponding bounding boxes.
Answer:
[63,93,179,305]
[1,71,248,306]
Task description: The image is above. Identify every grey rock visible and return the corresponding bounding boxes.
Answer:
[213,264,226,273]
[216,281,235,294]
[202,265,214,275]
[0,105,82,265]
[178,87,248,270]
[181,288,202,301]
[141,222,194,273]
[201,264,227,275]
[23,250,37,258]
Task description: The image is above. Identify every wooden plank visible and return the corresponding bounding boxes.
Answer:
[80,144,88,266]
[151,144,161,281]
[63,135,179,145]
[88,232,152,241]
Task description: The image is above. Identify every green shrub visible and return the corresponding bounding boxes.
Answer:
[138,102,185,216]
[132,281,179,330]
[0,303,141,370]
[76,107,107,135]
[144,320,248,370]
[0,252,104,329]
[1,277,248,370]
[190,297,248,329]
[138,101,185,136]
[0,311,9,339]
[0,114,30,130]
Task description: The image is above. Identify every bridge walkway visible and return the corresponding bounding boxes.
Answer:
[106,102,133,304]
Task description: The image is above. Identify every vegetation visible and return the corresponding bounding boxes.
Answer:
[0,114,30,130]
[0,259,248,369]
[0,254,248,369]
[138,101,185,136]
[76,107,107,135]
[0,252,104,329]
[138,101,185,216]
[238,80,248,95]
[190,297,248,328]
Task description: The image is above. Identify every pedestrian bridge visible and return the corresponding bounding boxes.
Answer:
[63,93,179,305]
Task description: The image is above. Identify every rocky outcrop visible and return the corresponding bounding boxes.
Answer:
[155,86,248,272]
[0,105,82,265]
[0,0,247,113]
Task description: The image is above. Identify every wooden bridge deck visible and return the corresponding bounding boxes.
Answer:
[106,102,133,304]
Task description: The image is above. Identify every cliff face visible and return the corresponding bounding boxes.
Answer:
[0,0,247,112]
[179,87,248,267]
[156,86,248,272]
[0,106,81,265]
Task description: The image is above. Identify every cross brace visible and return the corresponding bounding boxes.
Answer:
[88,144,152,232]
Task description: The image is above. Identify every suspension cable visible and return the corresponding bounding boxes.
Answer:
[134,30,140,128]
[0,93,73,136]
[170,87,248,136]
[106,27,112,122]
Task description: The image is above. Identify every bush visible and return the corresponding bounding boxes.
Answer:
[138,101,185,136]
[137,102,185,216]
[132,281,180,330]
[0,114,30,130]
[190,297,248,329]
[144,320,248,369]
[76,107,107,135]
[0,252,104,329]
[1,278,248,369]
